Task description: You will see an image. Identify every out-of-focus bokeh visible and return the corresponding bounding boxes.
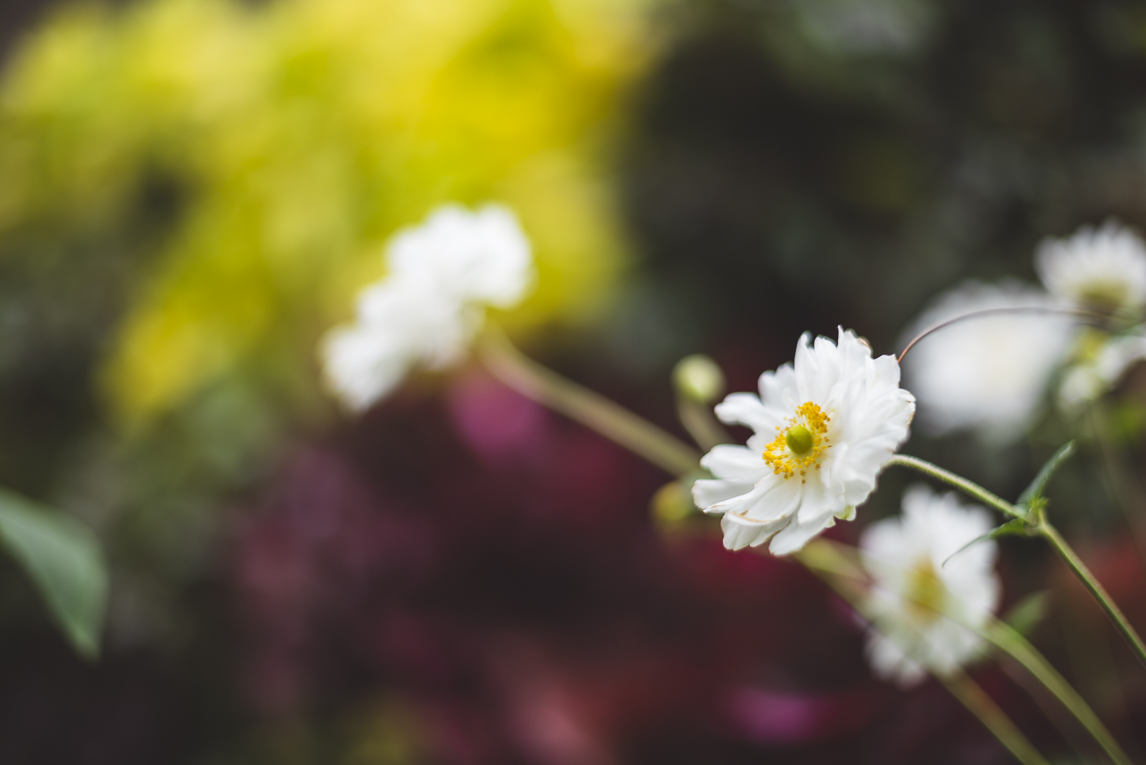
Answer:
[4,0,1146,762]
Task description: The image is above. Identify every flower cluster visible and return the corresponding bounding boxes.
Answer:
[859,484,1000,687]
[902,221,1146,439]
[900,280,1073,440]
[317,205,1146,714]
[322,204,535,410]
[692,329,915,554]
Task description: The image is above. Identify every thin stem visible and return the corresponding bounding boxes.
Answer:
[939,670,1051,765]
[998,662,1094,765]
[676,398,729,452]
[799,539,1132,765]
[986,619,1132,765]
[897,306,1108,363]
[1037,522,1146,671]
[886,454,1020,519]
[795,542,1050,765]
[476,328,702,477]
[890,453,1146,672]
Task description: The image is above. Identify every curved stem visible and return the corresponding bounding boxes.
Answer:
[887,454,1020,519]
[476,328,702,477]
[1037,522,1146,671]
[795,541,1049,765]
[987,618,1132,765]
[939,670,1051,765]
[799,539,1130,765]
[890,453,1146,672]
[897,306,1109,363]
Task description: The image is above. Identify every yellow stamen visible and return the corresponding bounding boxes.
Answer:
[762,401,831,479]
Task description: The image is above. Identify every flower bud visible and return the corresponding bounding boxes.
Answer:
[651,480,699,530]
[673,354,725,405]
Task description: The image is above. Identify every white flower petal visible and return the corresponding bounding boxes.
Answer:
[768,511,836,555]
[859,484,1000,684]
[321,323,412,411]
[701,444,768,483]
[693,478,753,512]
[387,203,535,307]
[740,476,802,523]
[321,203,535,410]
[758,363,799,408]
[1036,220,1146,314]
[866,630,927,688]
[1059,333,1146,411]
[694,328,915,554]
[900,279,1074,441]
[721,513,786,551]
[714,392,780,434]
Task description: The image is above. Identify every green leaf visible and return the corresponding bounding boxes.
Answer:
[942,518,1029,567]
[1003,591,1051,637]
[0,489,107,659]
[1017,441,1076,509]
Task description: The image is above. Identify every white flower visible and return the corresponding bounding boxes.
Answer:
[1036,221,1146,315]
[322,279,469,411]
[860,484,1000,688]
[692,328,915,555]
[1059,330,1146,410]
[321,203,535,410]
[900,280,1074,442]
[387,204,535,309]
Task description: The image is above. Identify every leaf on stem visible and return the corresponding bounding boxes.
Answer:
[1017,441,1076,511]
[942,518,1030,567]
[0,489,107,659]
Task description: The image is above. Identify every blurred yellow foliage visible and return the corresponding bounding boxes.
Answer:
[0,0,654,423]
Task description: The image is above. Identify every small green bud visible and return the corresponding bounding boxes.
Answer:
[785,425,814,455]
[651,480,698,529]
[673,354,725,405]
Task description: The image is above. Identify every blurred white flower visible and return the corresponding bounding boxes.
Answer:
[1059,330,1146,411]
[1036,221,1146,316]
[321,203,535,410]
[692,328,915,555]
[387,204,535,309]
[901,280,1074,442]
[860,484,1000,688]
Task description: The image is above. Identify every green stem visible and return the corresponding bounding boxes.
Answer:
[890,454,1146,672]
[886,454,1020,519]
[1037,522,1146,671]
[939,670,1051,765]
[986,618,1132,765]
[795,542,1049,765]
[799,539,1131,765]
[675,398,729,452]
[476,328,702,477]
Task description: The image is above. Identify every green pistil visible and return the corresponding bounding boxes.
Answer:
[786,425,814,455]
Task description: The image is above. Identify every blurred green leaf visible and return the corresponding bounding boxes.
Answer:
[1004,591,1051,637]
[0,489,107,659]
[1017,441,1076,509]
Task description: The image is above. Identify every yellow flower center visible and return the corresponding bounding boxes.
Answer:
[1078,280,1131,314]
[762,401,831,482]
[904,561,946,624]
